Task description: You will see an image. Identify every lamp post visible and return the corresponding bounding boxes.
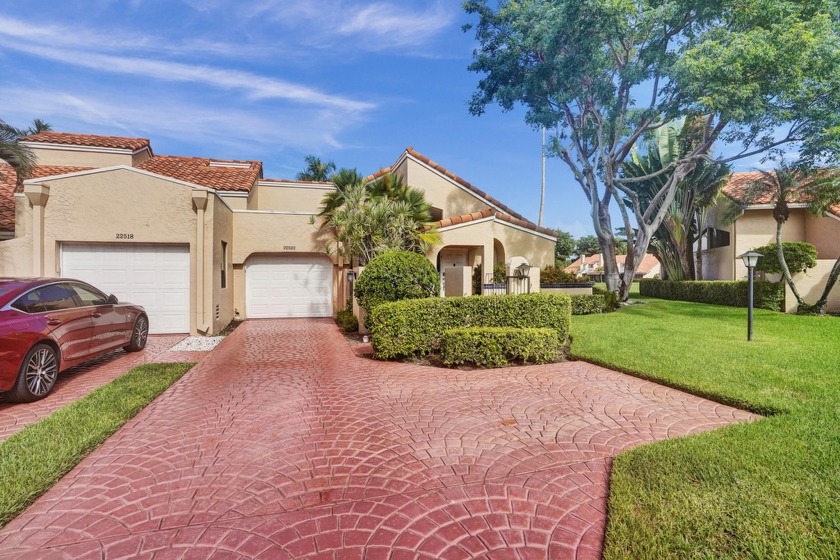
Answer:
[739,251,762,341]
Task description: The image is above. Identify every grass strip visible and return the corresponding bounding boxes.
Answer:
[0,362,193,528]
[571,299,840,559]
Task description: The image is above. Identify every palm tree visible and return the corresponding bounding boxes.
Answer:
[296,155,336,182]
[0,119,52,189]
[319,170,440,264]
[736,162,840,313]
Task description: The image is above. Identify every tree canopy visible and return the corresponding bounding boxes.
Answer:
[463,0,840,299]
[297,155,336,182]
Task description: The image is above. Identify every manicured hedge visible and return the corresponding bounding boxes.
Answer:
[369,292,572,359]
[593,286,621,311]
[440,327,560,367]
[570,294,606,315]
[639,279,785,311]
[354,251,439,312]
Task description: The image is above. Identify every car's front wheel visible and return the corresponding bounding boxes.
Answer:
[8,343,59,402]
[124,315,149,352]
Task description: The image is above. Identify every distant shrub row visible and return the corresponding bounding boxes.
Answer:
[440,327,560,367]
[639,279,785,311]
[369,292,571,359]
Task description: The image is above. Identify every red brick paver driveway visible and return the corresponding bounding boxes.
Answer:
[0,319,758,559]
[0,335,199,442]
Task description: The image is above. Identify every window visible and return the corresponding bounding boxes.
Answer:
[221,241,228,289]
[12,284,78,313]
[705,227,731,249]
[69,283,109,306]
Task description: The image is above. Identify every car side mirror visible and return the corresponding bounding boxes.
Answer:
[107,294,119,304]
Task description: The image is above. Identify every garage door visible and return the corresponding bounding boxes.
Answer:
[61,244,190,334]
[246,255,333,318]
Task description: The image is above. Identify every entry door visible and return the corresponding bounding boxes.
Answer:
[246,256,333,318]
[61,244,190,334]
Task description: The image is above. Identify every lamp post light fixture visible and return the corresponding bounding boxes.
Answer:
[346,270,357,284]
[739,251,763,341]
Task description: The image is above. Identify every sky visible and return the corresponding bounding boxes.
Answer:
[0,1,772,239]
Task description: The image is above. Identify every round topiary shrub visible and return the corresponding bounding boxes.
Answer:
[354,251,439,312]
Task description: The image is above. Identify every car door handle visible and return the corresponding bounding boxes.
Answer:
[91,312,102,318]
[46,318,62,326]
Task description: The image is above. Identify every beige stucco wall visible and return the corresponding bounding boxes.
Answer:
[805,214,840,260]
[0,195,34,276]
[27,145,139,168]
[786,260,840,313]
[251,183,333,212]
[402,157,489,219]
[218,194,248,210]
[542,286,593,295]
[211,197,235,334]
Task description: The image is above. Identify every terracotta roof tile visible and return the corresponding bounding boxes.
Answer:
[722,171,840,218]
[20,132,151,152]
[430,208,556,237]
[362,167,392,183]
[138,155,261,192]
[261,178,334,186]
[405,148,533,223]
[564,253,660,275]
[0,163,93,232]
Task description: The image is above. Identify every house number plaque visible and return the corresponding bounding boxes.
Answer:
[116,233,135,239]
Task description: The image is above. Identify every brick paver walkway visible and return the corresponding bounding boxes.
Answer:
[0,319,759,559]
[0,335,199,442]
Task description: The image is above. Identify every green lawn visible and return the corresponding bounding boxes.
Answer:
[0,362,193,528]
[571,300,840,559]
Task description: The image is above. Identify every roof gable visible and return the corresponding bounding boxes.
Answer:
[0,163,94,232]
[431,208,556,238]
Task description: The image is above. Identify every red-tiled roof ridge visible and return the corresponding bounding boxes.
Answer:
[138,155,262,192]
[430,208,556,237]
[20,132,151,152]
[403,147,533,223]
[362,167,392,183]
[722,171,840,218]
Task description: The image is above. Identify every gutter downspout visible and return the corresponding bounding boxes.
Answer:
[192,190,211,334]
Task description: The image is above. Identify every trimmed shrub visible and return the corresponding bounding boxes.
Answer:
[369,292,572,359]
[570,294,606,315]
[335,309,359,333]
[639,279,785,311]
[440,327,560,367]
[592,286,621,311]
[753,242,817,275]
[354,251,439,312]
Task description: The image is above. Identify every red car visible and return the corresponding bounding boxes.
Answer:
[0,278,149,402]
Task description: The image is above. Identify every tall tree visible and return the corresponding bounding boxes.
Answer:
[731,162,840,311]
[575,235,600,258]
[554,229,575,263]
[297,155,336,182]
[0,119,52,188]
[623,118,730,279]
[463,0,840,300]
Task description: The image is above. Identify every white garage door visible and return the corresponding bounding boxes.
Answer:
[61,244,190,334]
[246,255,333,318]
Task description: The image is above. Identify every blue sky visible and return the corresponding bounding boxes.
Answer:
[0,1,770,238]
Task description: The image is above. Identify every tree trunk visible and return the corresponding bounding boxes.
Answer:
[695,232,704,281]
[776,220,804,305]
[813,256,840,314]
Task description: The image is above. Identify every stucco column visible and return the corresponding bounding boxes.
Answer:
[24,184,50,277]
[192,190,209,334]
[480,241,494,296]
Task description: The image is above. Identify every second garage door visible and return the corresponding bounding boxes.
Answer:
[246,255,333,318]
[61,243,190,334]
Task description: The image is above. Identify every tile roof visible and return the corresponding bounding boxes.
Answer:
[0,163,93,232]
[362,167,392,183]
[722,171,840,218]
[138,156,261,192]
[20,132,151,152]
[431,208,557,237]
[564,253,660,275]
[260,178,334,186]
[404,148,532,223]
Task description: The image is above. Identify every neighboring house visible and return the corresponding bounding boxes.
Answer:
[0,132,554,335]
[702,171,840,313]
[565,253,661,280]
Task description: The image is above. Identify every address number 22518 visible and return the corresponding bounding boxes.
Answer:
[116,233,134,239]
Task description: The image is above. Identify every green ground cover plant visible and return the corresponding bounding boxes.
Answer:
[0,362,192,528]
[369,292,571,359]
[571,299,840,559]
[440,327,560,367]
